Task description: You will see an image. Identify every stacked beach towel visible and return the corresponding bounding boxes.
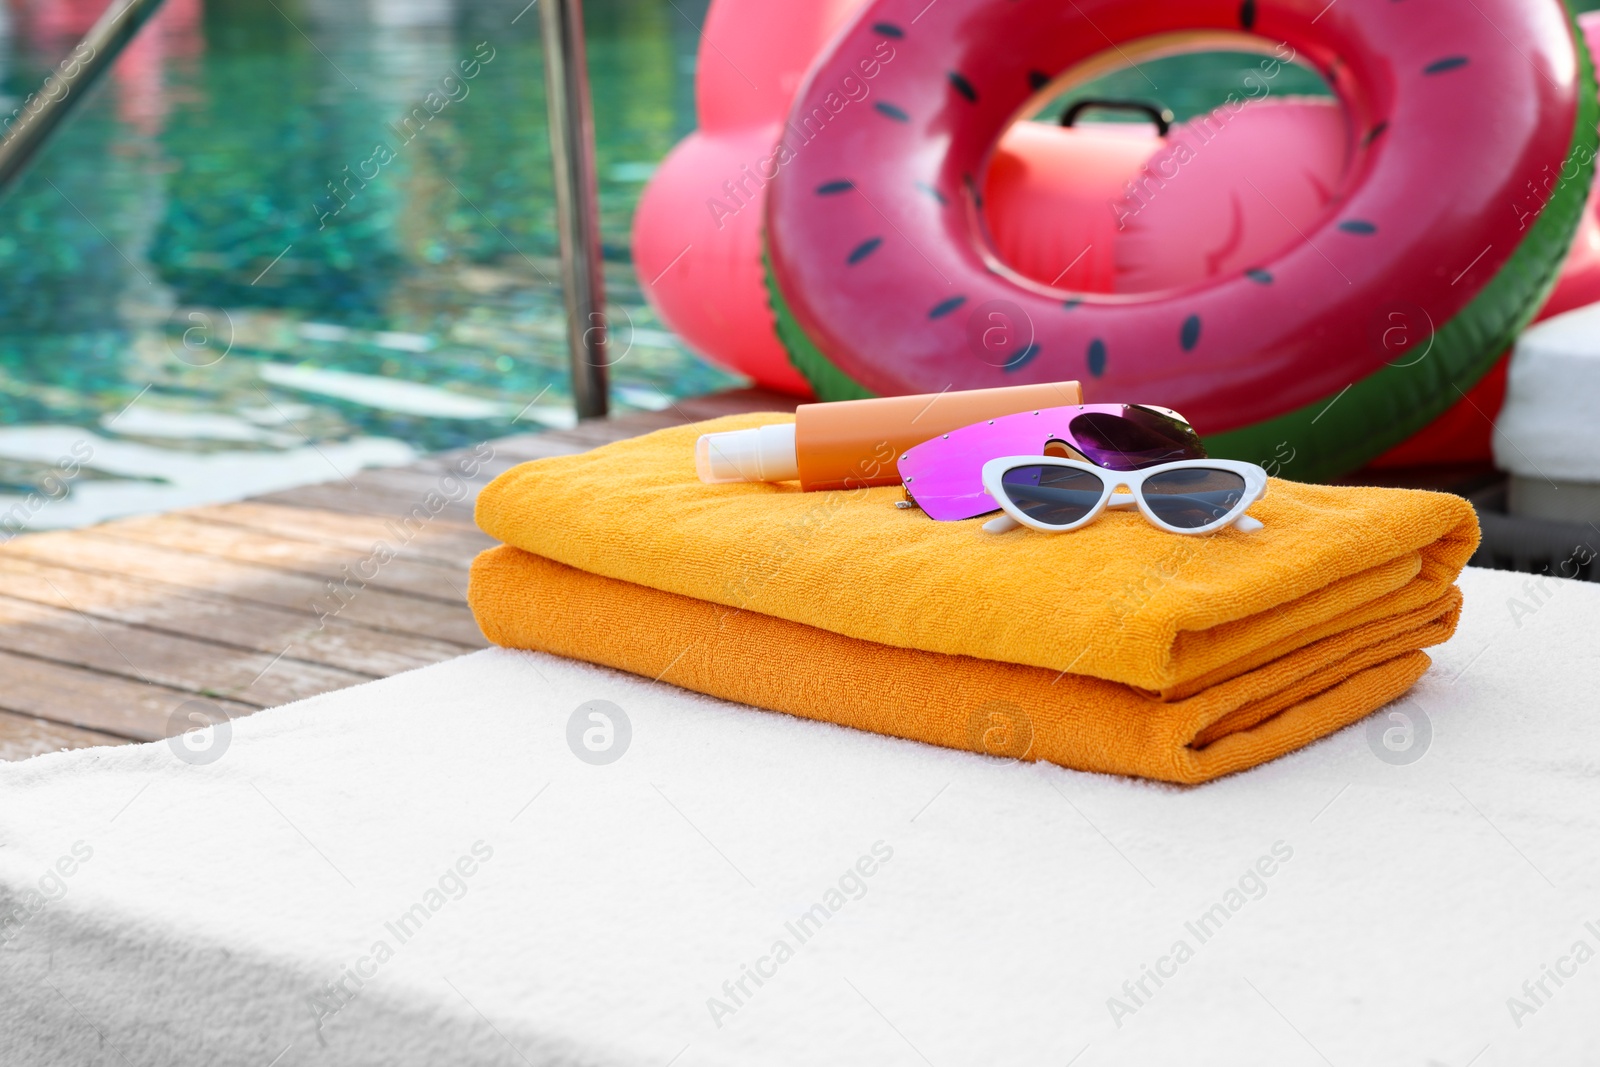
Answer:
[469,414,1480,784]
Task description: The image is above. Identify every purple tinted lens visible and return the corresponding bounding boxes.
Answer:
[897,404,1205,522]
[898,406,1086,521]
[1071,407,1206,470]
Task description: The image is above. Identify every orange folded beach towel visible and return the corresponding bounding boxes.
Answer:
[469,414,1480,783]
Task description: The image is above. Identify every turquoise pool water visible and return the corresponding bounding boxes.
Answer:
[0,0,733,531]
[0,0,1593,531]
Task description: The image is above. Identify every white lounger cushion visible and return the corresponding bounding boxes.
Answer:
[1495,300,1600,483]
[2,566,1599,1066]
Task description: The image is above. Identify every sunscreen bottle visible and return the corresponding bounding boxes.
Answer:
[695,381,1083,492]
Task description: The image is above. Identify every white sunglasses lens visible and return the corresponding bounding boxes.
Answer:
[1000,465,1104,527]
[1141,468,1248,529]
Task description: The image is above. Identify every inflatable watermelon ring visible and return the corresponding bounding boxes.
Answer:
[763,0,1599,480]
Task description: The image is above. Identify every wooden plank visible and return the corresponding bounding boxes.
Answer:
[565,409,683,439]
[0,649,254,741]
[0,594,368,707]
[415,434,589,480]
[0,710,128,762]
[4,530,486,648]
[0,556,466,677]
[0,388,789,761]
[95,514,469,604]
[188,502,494,565]
[332,466,482,521]
[249,474,481,525]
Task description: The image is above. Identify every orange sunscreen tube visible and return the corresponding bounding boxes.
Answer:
[695,381,1083,492]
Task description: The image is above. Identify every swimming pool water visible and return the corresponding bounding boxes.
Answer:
[0,0,732,532]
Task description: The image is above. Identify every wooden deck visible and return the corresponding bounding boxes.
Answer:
[0,388,794,762]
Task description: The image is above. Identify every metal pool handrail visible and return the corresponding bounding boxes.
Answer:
[0,0,168,192]
[0,0,612,422]
[540,0,611,419]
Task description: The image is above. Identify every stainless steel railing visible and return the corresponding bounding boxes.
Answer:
[539,0,611,419]
[0,0,168,190]
[0,0,611,421]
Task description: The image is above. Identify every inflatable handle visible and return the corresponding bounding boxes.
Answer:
[1060,99,1173,136]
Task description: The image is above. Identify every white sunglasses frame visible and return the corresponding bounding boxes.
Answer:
[979,456,1269,535]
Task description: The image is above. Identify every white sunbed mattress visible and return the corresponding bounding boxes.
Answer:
[1,565,1598,1065]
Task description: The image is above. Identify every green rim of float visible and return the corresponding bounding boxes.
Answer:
[765,10,1599,483]
[763,242,874,404]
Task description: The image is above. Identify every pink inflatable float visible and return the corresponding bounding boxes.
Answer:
[635,1,1600,469]
[632,0,860,396]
